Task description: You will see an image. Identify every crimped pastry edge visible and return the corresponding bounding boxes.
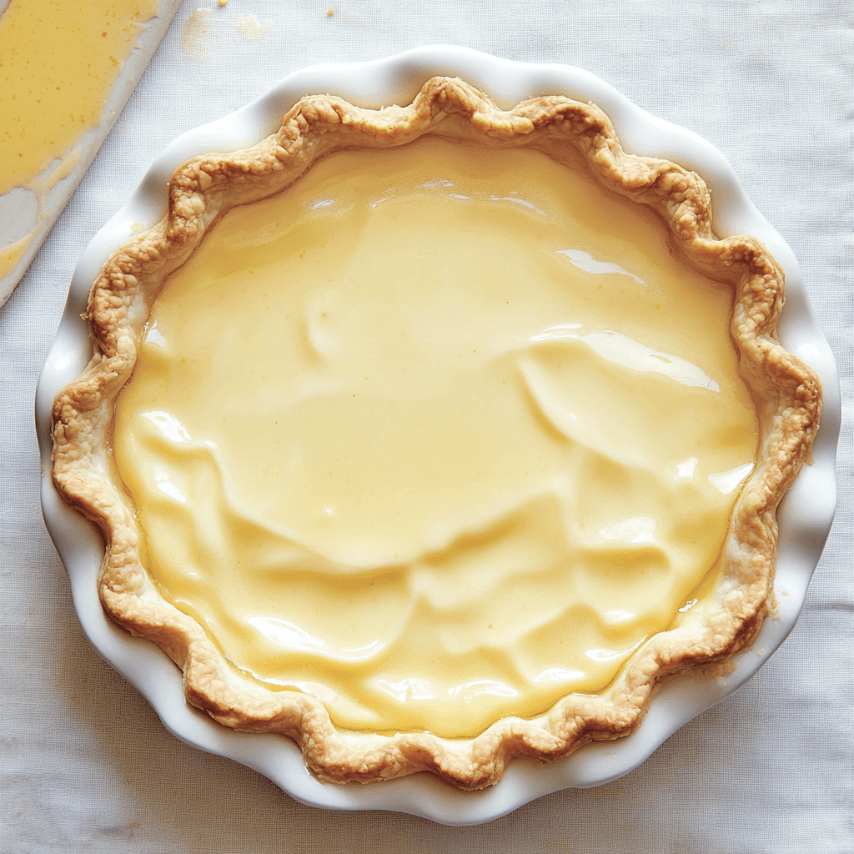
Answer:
[51,77,821,790]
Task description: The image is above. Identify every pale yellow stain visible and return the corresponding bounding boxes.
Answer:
[180,8,210,62]
[236,14,271,41]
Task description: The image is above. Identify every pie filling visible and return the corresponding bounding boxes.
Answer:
[113,139,759,738]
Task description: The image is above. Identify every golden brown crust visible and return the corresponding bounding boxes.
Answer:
[51,77,821,790]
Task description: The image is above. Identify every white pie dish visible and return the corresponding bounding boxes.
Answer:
[35,45,840,825]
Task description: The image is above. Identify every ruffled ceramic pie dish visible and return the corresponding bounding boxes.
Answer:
[37,47,839,824]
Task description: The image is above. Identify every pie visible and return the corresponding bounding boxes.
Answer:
[51,77,821,789]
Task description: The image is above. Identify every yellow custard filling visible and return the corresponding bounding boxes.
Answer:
[0,0,158,198]
[113,138,759,738]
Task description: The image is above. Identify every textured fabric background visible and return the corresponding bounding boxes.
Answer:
[1,1,851,852]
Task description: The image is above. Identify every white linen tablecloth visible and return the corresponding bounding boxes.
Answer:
[1,2,851,851]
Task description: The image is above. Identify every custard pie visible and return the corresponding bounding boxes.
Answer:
[51,77,821,789]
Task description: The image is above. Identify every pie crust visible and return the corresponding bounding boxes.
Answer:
[51,77,821,789]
